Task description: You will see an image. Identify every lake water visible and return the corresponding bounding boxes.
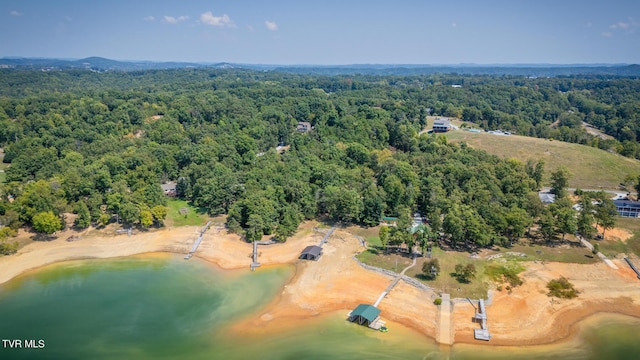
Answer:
[0,254,639,359]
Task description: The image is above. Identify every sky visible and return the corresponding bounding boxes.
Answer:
[1,0,639,65]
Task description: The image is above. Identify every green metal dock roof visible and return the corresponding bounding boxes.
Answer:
[350,304,381,323]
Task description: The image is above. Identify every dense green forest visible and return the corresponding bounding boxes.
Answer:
[0,69,638,249]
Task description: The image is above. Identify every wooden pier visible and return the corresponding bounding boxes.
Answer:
[184,221,212,260]
[250,241,261,271]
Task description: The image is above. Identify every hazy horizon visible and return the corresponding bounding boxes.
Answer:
[1,0,639,65]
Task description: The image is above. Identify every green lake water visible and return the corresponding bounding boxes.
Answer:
[0,254,639,359]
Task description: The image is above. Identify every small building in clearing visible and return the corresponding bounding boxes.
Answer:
[538,192,556,204]
[297,121,312,133]
[432,117,452,132]
[299,245,323,261]
[161,182,177,197]
[348,304,381,327]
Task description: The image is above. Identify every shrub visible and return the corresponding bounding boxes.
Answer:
[433,298,442,305]
[485,263,524,287]
[547,277,579,299]
[0,239,19,255]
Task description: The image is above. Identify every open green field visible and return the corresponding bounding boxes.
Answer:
[357,235,600,298]
[357,247,491,298]
[166,199,208,227]
[441,130,640,190]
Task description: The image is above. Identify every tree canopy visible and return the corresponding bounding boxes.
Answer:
[0,68,635,245]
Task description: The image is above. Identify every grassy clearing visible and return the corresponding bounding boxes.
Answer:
[358,235,601,299]
[356,248,413,273]
[348,226,382,247]
[407,249,490,299]
[490,238,600,264]
[165,199,208,227]
[357,247,491,299]
[441,130,640,190]
[596,218,640,257]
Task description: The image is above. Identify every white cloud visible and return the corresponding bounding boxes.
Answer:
[610,21,630,29]
[265,20,278,31]
[10,10,22,17]
[163,15,188,24]
[451,22,457,28]
[247,25,254,32]
[144,16,155,22]
[601,31,613,37]
[200,12,235,27]
[585,22,592,28]
[608,18,639,33]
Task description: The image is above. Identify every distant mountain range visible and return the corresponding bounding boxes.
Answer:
[1,56,639,77]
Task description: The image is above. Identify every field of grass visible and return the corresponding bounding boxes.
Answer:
[357,247,490,298]
[407,248,491,299]
[489,238,600,264]
[441,130,640,190]
[347,226,382,247]
[165,199,208,227]
[356,234,603,298]
[596,218,640,257]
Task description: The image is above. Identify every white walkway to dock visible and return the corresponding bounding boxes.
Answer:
[373,255,417,307]
[184,221,212,260]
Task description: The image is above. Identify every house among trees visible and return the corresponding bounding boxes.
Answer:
[297,121,312,133]
[161,182,177,197]
[432,117,452,132]
[538,192,556,204]
[299,245,323,260]
[614,200,640,218]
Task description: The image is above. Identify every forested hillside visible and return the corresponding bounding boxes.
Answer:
[0,69,638,249]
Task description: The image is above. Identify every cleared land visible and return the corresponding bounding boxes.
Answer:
[423,118,640,190]
[165,199,209,227]
[595,219,640,258]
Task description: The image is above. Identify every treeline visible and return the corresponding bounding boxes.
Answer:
[0,69,634,247]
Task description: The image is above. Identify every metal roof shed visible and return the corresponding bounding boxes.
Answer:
[349,304,381,326]
[299,245,323,261]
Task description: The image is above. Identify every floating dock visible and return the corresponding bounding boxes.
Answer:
[184,221,212,260]
[473,299,491,341]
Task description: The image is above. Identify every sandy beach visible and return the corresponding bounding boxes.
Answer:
[1,222,640,347]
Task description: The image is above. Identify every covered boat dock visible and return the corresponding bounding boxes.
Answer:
[348,304,385,330]
[299,245,323,261]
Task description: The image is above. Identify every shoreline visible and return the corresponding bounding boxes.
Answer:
[1,223,640,347]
